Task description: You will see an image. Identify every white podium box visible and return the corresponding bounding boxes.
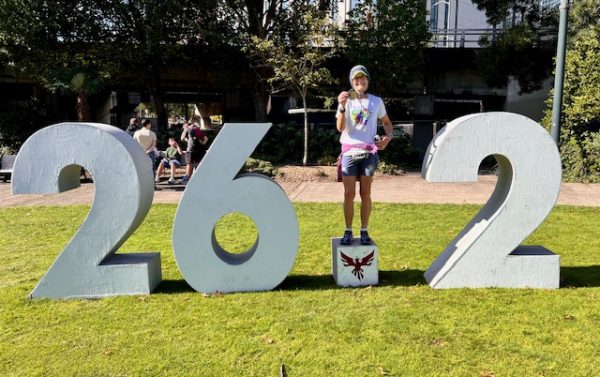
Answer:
[331,238,379,287]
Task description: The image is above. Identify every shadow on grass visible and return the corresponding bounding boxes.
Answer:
[561,266,600,288]
[278,269,426,291]
[155,279,195,294]
[154,267,600,293]
[154,270,427,294]
[154,185,186,192]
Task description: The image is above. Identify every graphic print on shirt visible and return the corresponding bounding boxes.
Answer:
[350,98,370,129]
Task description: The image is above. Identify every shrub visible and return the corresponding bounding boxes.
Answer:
[253,123,304,164]
[559,132,600,183]
[253,123,339,165]
[541,1,600,182]
[0,98,48,152]
[377,131,421,169]
[316,155,337,166]
[377,161,404,175]
[254,122,422,168]
[241,158,278,177]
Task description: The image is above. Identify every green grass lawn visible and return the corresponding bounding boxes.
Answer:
[1,203,600,376]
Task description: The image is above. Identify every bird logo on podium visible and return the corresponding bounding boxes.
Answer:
[340,250,375,281]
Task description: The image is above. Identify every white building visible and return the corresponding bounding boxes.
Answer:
[427,0,494,47]
[334,0,495,47]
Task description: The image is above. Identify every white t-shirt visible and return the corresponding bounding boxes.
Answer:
[133,127,157,152]
[338,94,387,146]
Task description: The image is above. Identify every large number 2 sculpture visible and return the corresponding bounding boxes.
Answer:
[12,122,162,298]
[11,113,562,298]
[422,112,562,289]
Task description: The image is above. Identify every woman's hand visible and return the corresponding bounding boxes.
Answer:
[337,91,349,109]
[375,135,392,150]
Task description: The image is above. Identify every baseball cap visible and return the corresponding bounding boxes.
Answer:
[349,65,370,82]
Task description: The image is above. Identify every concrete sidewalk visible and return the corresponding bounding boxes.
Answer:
[2,173,600,207]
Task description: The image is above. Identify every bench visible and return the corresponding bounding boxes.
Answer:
[0,154,16,182]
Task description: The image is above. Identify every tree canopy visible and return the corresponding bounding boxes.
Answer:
[0,0,225,126]
[472,0,558,93]
[245,3,338,164]
[343,0,430,95]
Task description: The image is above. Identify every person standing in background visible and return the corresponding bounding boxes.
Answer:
[180,122,208,182]
[126,117,139,136]
[134,119,157,171]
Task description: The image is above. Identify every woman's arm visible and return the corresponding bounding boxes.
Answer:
[336,91,349,132]
[375,115,394,150]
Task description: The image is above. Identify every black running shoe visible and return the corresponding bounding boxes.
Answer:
[360,230,372,245]
[340,230,353,245]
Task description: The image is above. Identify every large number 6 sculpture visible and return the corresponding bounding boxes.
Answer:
[172,123,299,294]
[12,123,161,298]
[422,112,562,289]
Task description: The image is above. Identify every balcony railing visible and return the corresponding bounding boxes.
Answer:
[429,28,558,48]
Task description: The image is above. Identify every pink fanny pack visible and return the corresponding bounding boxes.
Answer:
[337,143,378,182]
[340,143,378,155]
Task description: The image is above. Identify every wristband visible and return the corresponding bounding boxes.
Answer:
[338,107,346,113]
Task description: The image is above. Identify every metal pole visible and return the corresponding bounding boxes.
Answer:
[550,0,570,144]
[444,1,450,47]
[454,0,459,47]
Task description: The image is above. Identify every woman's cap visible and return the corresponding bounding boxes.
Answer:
[349,65,369,82]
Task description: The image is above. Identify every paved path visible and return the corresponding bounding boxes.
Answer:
[2,173,600,207]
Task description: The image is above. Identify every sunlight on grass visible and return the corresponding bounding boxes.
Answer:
[1,203,600,376]
[213,212,258,254]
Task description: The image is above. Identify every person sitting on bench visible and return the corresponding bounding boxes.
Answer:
[155,138,183,184]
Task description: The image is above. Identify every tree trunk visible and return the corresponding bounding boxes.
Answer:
[148,66,168,135]
[302,94,309,166]
[252,90,268,122]
[251,70,269,122]
[152,93,168,135]
[77,90,91,121]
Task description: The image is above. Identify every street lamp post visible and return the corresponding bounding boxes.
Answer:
[550,0,570,144]
[432,0,451,47]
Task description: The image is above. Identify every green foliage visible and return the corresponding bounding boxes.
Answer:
[477,25,556,92]
[0,99,47,151]
[242,157,278,177]
[558,132,600,182]
[471,0,553,26]
[316,155,337,166]
[377,132,422,168]
[0,0,104,78]
[246,14,337,97]
[343,0,430,95]
[472,0,557,92]
[244,3,338,165]
[44,69,106,121]
[222,0,321,121]
[0,0,226,128]
[541,0,600,182]
[2,204,600,375]
[377,160,403,175]
[565,0,600,40]
[252,123,420,167]
[253,123,339,165]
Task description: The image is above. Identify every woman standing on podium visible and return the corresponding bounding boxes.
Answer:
[336,65,394,246]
